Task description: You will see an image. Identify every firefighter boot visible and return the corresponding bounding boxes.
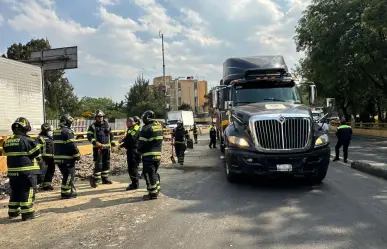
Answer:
[102,178,113,184]
[89,176,98,188]
[22,212,41,221]
[61,191,78,200]
[142,193,158,201]
[42,185,54,191]
[126,183,139,191]
[8,211,20,220]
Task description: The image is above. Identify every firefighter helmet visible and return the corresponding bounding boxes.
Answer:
[41,123,53,132]
[11,117,31,133]
[60,114,74,127]
[133,116,141,125]
[141,110,155,124]
[95,109,105,117]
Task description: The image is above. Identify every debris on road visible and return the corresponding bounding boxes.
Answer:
[0,141,173,200]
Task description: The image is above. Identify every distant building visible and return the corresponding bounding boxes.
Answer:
[152,76,208,114]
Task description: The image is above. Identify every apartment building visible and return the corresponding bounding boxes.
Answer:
[152,76,208,114]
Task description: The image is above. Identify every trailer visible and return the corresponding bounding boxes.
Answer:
[167,110,194,129]
[0,57,44,135]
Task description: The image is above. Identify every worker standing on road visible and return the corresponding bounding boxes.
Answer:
[191,123,199,144]
[3,117,42,221]
[120,117,141,190]
[36,123,55,191]
[172,120,190,165]
[87,110,116,188]
[54,114,80,199]
[133,116,142,167]
[138,110,163,200]
[333,119,352,163]
[209,122,217,148]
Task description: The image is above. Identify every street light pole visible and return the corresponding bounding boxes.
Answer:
[159,31,167,124]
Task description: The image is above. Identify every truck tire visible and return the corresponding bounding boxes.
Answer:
[308,167,328,185]
[225,160,239,183]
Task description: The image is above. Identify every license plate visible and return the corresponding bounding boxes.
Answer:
[276,164,292,172]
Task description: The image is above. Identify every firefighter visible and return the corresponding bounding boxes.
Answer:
[54,114,80,199]
[209,122,217,148]
[87,110,116,187]
[138,110,163,200]
[36,123,55,191]
[172,120,190,165]
[192,123,199,144]
[120,117,141,190]
[134,116,141,126]
[3,117,41,221]
[133,115,142,165]
[333,118,353,163]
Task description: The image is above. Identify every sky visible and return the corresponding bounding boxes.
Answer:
[0,0,311,102]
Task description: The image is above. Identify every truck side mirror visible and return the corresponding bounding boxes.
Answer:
[225,101,233,110]
[309,85,316,105]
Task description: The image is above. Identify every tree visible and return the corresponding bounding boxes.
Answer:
[75,97,126,121]
[178,103,192,110]
[4,38,79,119]
[125,75,165,117]
[294,0,387,121]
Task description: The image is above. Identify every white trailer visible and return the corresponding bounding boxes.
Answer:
[167,110,194,129]
[0,57,43,135]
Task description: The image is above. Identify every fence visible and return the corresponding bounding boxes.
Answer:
[47,119,128,133]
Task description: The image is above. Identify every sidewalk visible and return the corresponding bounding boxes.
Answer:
[329,133,387,179]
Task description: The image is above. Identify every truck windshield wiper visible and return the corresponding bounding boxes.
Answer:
[263,98,285,102]
[236,101,255,104]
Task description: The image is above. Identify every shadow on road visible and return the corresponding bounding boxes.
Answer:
[157,138,386,248]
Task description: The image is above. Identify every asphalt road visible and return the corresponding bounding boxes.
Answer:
[329,133,387,164]
[1,136,387,248]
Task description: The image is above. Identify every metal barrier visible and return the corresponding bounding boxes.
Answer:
[0,128,175,173]
[330,122,387,130]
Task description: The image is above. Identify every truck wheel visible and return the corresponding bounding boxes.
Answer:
[308,167,328,184]
[225,160,239,183]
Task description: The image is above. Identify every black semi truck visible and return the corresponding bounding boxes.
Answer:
[213,55,331,183]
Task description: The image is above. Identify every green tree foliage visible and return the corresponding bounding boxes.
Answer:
[178,103,192,110]
[75,97,126,121]
[294,0,387,121]
[4,38,79,119]
[125,75,165,118]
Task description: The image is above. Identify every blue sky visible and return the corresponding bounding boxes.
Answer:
[0,0,310,101]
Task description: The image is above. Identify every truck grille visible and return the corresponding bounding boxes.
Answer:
[254,118,310,150]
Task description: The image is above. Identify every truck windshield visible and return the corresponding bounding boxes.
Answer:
[168,120,178,125]
[233,82,301,106]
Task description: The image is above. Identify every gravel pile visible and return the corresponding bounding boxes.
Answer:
[0,141,173,200]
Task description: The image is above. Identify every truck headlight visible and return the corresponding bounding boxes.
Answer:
[228,136,249,147]
[315,134,329,147]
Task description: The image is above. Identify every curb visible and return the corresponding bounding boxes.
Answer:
[330,153,387,180]
[350,161,387,180]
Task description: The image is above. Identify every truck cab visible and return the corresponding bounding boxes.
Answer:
[213,55,330,184]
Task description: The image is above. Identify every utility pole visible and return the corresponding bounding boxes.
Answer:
[159,31,167,124]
